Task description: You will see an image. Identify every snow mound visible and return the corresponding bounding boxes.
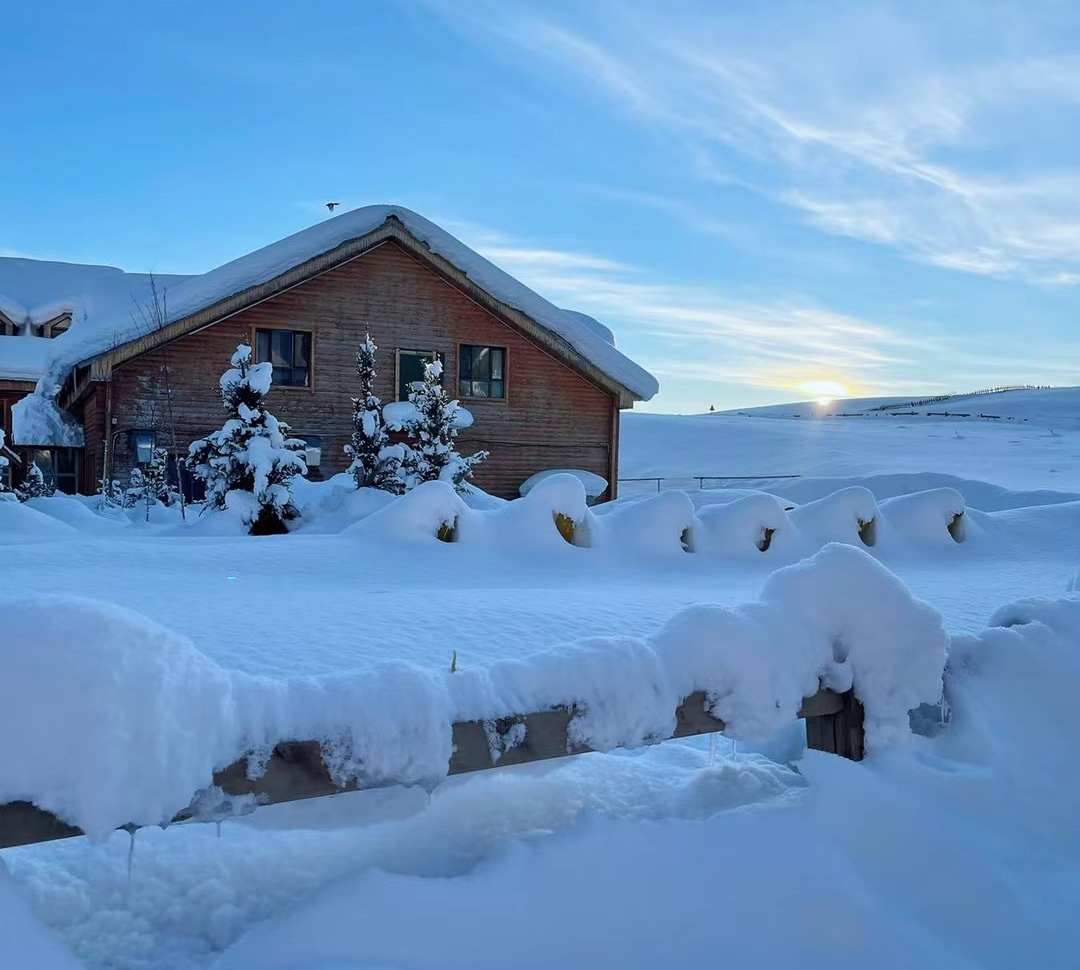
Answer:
[786,486,878,547]
[519,468,608,500]
[589,490,696,555]
[693,493,792,556]
[0,596,238,840]
[346,480,466,543]
[0,500,78,541]
[879,488,966,544]
[457,473,590,549]
[23,495,131,534]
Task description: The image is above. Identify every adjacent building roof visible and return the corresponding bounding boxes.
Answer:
[0,206,658,403]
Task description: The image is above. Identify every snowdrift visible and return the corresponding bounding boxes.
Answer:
[0,545,947,840]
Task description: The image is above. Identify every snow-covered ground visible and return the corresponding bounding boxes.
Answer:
[1,386,1078,969]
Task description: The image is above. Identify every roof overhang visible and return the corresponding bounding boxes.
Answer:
[76,216,641,408]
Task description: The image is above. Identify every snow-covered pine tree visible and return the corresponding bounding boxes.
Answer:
[343,334,405,494]
[187,342,308,534]
[401,359,487,491]
[19,461,55,500]
[126,447,172,521]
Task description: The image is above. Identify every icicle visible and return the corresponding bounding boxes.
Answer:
[123,826,138,904]
[215,820,223,839]
[708,733,717,767]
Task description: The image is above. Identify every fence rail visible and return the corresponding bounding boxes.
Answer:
[0,686,863,851]
[618,475,801,496]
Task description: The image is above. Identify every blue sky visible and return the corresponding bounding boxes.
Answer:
[1,0,1078,412]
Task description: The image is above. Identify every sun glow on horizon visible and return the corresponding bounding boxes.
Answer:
[797,379,851,405]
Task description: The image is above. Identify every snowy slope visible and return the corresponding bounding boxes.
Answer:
[621,386,1080,495]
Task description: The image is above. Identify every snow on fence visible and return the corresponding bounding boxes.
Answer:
[0,538,948,850]
[0,687,860,851]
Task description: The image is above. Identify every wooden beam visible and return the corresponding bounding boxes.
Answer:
[0,688,857,851]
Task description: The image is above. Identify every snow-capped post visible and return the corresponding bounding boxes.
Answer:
[343,333,405,494]
[187,342,308,535]
[401,359,487,491]
[18,462,55,501]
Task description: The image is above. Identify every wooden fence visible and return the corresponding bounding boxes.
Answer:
[0,687,864,851]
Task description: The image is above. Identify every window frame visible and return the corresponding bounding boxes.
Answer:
[394,348,441,402]
[456,343,508,402]
[43,313,72,339]
[250,325,315,391]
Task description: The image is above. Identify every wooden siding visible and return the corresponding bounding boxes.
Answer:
[105,241,617,499]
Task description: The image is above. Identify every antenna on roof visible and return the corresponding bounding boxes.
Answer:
[325,202,340,212]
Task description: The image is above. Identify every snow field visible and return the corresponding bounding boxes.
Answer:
[5,577,1078,970]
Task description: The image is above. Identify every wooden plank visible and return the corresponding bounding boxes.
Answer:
[0,687,859,851]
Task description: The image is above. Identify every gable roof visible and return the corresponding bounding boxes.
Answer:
[3,206,658,403]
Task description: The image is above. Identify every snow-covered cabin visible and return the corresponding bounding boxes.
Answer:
[0,206,657,499]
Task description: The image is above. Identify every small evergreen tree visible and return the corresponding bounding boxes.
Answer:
[19,461,55,500]
[401,359,487,491]
[343,334,405,494]
[187,342,307,534]
[126,447,173,521]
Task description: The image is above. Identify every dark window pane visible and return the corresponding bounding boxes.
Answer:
[256,331,270,363]
[472,382,489,398]
[491,349,504,379]
[293,367,309,387]
[459,350,472,380]
[271,331,292,368]
[490,379,504,399]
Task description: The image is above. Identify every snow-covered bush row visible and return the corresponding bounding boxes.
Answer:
[0,474,975,557]
[343,476,972,559]
[0,544,947,840]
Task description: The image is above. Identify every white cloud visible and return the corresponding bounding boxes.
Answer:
[426,0,1080,285]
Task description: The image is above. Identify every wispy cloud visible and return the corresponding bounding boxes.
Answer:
[423,0,1080,285]
[441,219,983,398]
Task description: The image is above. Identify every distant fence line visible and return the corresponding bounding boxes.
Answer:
[618,475,801,496]
[869,385,1050,412]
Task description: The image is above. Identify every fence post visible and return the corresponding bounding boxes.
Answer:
[804,689,865,761]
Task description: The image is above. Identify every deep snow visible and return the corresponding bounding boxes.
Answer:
[1,389,1079,970]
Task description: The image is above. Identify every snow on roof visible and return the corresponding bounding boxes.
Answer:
[0,336,55,381]
[0,257,190,381]
[7,206,657,401]
[559,308,616,347]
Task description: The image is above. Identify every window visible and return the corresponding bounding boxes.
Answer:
[396,349,440,401]
[45,314,71,338]
[255,329,312,387]
[458,345,506,399]
[28,449,80,495]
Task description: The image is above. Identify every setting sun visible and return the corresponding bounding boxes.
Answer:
[798,379,850,404]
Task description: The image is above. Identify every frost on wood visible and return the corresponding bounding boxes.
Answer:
[187,343,307,534]
[0,545,948,840]
[399,359,487,492]
[343,334,405,494]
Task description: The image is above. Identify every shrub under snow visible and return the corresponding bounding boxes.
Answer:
[187,343,307,534]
